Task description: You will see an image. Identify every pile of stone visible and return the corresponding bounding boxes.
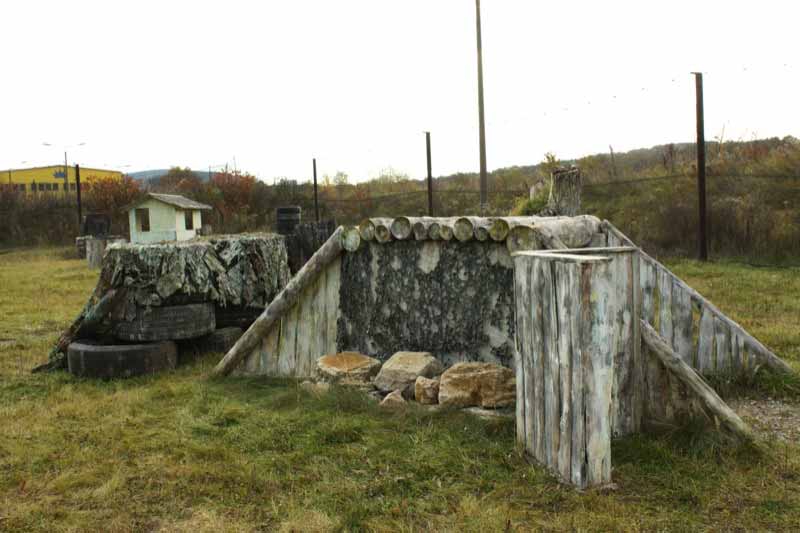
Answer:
[312,351,516,414]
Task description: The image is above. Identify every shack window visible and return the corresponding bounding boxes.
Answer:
[185,210,194,230]
[39,183,46,191]
[136,208,150,232]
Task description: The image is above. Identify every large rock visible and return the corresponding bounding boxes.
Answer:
[438,362,515,408]
[373,351,443,394]
[380,390,406,408]
[414,376,440,405]
[316,352,381,386]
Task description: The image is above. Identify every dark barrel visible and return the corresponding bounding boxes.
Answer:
[276,206,301,235]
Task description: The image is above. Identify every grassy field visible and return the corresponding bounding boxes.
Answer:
[1,247,799,532]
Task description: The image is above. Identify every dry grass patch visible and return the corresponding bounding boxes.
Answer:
[0,248,799,531]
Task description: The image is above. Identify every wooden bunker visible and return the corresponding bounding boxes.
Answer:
[212,216,794,489]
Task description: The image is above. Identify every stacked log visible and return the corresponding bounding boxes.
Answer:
[412,218,437,240]
[355,215,599,251]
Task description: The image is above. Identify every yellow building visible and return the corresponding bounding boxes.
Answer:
[1,165,122,194]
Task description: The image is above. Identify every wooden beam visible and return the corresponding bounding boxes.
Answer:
[640,320,754,441]
[603,221,793,375]
[211,226,346,377]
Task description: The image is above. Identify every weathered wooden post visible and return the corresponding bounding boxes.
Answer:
[545,167,582,216]
[86,237,106,269]
[512,248,641,488]
[86,237,126,269]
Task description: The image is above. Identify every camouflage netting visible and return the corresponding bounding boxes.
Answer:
[43,233,290,370]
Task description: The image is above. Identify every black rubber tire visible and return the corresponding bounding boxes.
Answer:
[203,327,244,352]
[114,303,216,342]
[181,326,244,356]
[67,340,177,379]
[215,306,262,329]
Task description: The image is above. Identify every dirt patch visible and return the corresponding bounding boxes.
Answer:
[730,397,800,442]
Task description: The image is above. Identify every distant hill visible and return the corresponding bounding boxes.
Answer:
[128,169,211,182]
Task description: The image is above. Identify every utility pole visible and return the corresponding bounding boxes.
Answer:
[425,132,433,216]
[693,72,708,261]
[75,164,83,230]
[313,158,320,223]
[64,151,68,194]
[475,0,488,214]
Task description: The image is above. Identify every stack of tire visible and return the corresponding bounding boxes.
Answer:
[67,303,243,379]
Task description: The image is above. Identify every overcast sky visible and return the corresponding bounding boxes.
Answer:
[1,0,797,182]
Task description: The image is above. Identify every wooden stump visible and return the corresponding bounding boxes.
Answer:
[513,250,627,489]
[545,167,582,216]
[76,235,90,259]
[86,237,125,269]
[86,237,106,269]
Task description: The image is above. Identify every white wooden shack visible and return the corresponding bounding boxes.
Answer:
[125,193,212,244]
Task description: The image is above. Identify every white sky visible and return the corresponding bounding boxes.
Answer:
[1,0,797,183]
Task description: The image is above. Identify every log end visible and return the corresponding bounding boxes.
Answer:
[488,218,510,242]
[390,217,413,240]
[453,217,474,242]
[506,225,540,253]
[428,222,442,240]
[358,220,375,241]
[341,226,362,252]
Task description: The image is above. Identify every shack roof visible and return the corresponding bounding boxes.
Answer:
[125,193,212,212]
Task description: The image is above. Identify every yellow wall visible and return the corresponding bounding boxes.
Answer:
[1,165,122,194]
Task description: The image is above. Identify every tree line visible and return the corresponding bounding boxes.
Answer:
[1,136,798,259]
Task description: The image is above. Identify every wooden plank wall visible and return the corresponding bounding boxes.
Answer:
[605,225,772,378]
[236,256,342,377]
[514,252,622,489]
[604,222,787,421]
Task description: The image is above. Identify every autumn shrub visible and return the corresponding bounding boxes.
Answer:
[0,176,141,247]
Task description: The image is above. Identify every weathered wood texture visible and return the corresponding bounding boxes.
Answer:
[542,167,582,216]
[641,321,754,441]
[86,237,126,269]
[531,247,644,437]
[513,251,619,488]
[213,227,345,377]
[603,221,793,423]
[236,256,342,377]
[604,221,791,377]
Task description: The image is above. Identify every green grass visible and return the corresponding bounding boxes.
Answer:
[1,248,799,531]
